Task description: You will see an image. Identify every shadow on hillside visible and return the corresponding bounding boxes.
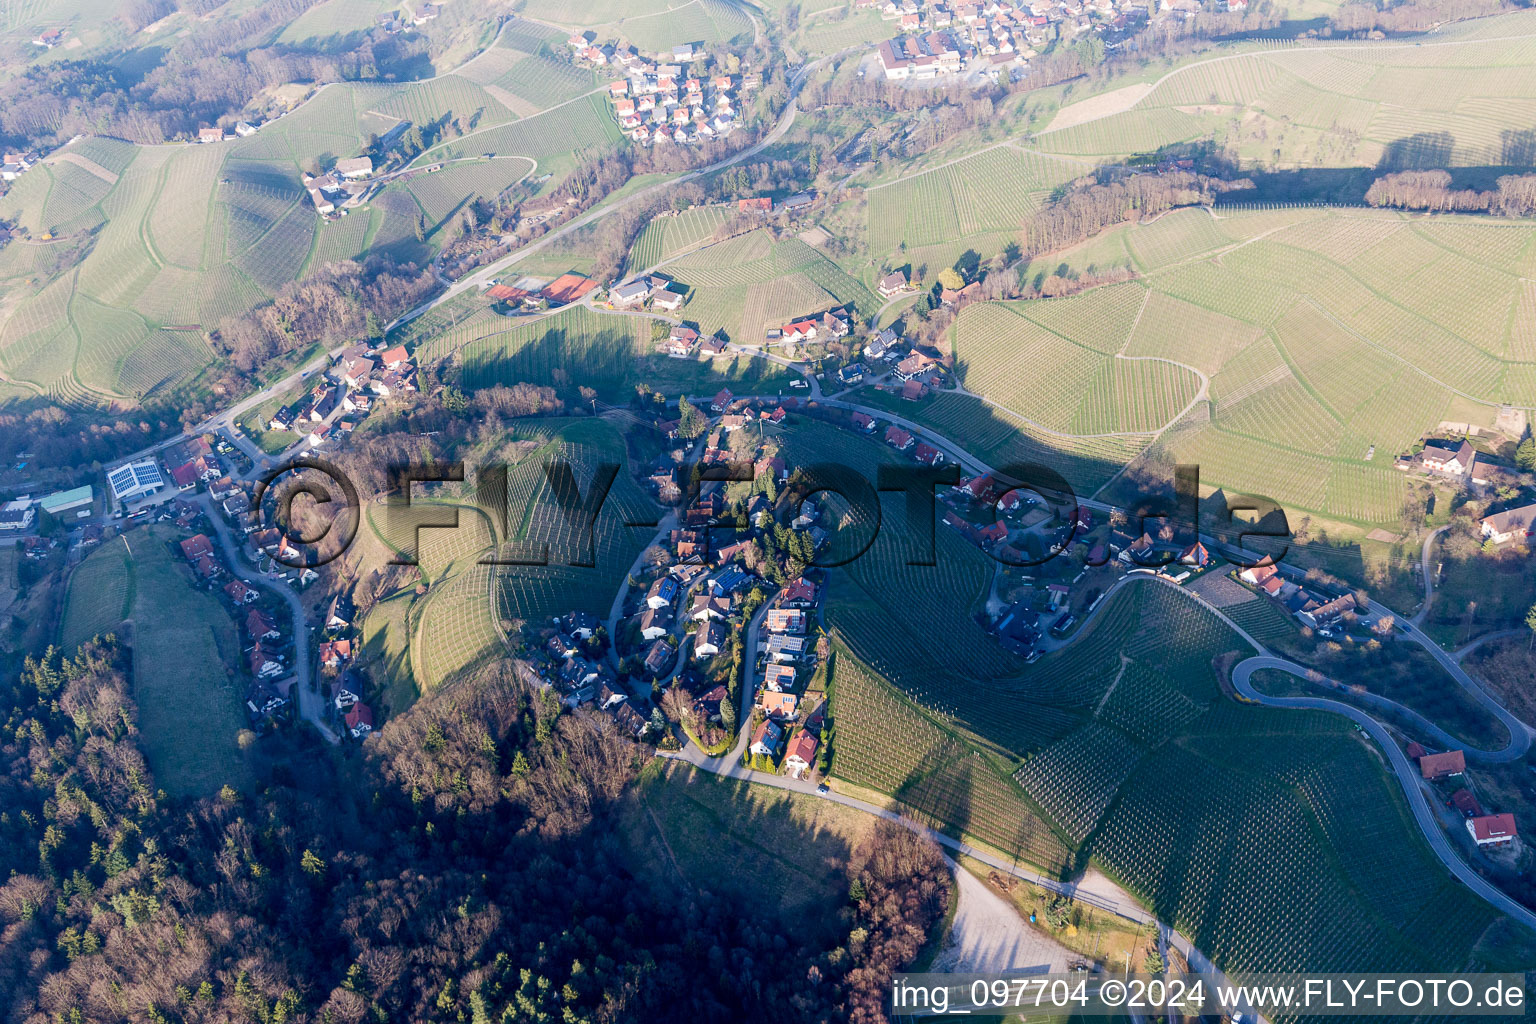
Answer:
[1212,145,1536,205]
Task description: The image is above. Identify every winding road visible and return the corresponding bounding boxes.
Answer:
[194,495,339,743]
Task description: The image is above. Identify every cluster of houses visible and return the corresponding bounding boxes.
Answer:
[575,37,758,146]
[1414,746,1520,852]
[315,595,377,740]
[658,323,729,359]
[1,150,38,183]
[766,305,854,349]
[1239,563,1358,633]
[303,156,376,216]
[533,611,649,739]
[267,343,417,448]
[484,271,600,309]
[1397,436,1536,547]
[870,0,1217,80]
[171,523,298,732]
[748,582,825,780]
[376,3,441,32]
[611,273,689,313]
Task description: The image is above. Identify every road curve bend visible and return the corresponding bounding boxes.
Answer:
[1232,656,1536,934]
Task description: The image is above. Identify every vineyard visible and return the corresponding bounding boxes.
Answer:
[951,301,1203,435]
[865,145,1072,257]
[825,644,1073,875]
[1090,707,1499,974]
[627,205,733,271]
[826,556,1507,973]
[952,202,1536,525]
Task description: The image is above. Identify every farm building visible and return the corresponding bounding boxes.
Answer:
[335,157,374,178]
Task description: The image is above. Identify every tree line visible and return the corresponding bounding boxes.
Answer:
[1363,169,1536,215]
[1023,169,1253,256]
[1,638,952,1023]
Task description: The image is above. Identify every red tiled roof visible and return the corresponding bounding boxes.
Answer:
[1469,813,1517,842]
[180,534,214,560]
[1419,750,1465,778]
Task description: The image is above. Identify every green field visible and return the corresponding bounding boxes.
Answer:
[0,31,620,408]
[61,529,251,798]
[940,205,1536,528]
[1034,10,1536,169]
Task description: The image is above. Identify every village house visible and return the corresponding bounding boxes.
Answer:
[1297,592,1355,629]
[694,620,727,658]
[750,718,786,757]
[764,662,796,692]
[345,703,374,738]
[1419,439,1475,476]
[885,425,914,450]
[639,603,673,640]
[225,580,258,605]
[781,577,817,606]
[784,732,819,776]
[878,270,909,297]
[249,644,283,679]
[1480,503,1536,545]
[763,691,798,720]
[1419,750,1466,780]
[766,633,808,663]
[866,328,900,361]
[913,442,944,466]
[1467,813,1518,848]
[691,593,732,621]
[644,639,673,675]
[319,638,352,669]
[766,608,806,633]
[246,609,281,641]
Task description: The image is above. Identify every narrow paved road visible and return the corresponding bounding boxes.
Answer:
[195,496,339,743]
[659,744,1263,1020]
[1413,524,1449,625]
[1232,655,1536,934]
[387,44,858,333]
